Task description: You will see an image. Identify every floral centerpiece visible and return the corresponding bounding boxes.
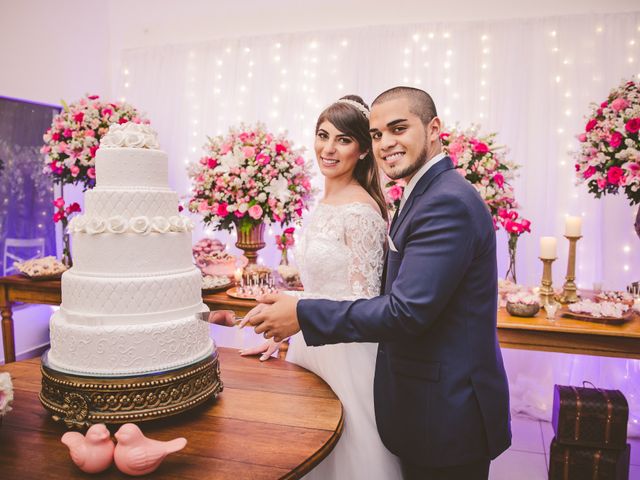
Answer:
[496,208,531,283]
[574,78,640,237]
[188,123,314,262]
[41,94,149,190]
[0,372,14,425]
[52,197,81,266]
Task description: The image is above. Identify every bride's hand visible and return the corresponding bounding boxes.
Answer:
[239,338,282,362]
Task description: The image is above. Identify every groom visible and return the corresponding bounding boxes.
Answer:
[244,86,511,479]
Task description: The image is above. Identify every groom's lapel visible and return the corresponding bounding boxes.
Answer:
[389,157,455,239]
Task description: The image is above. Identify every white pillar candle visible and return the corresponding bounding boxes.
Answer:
[540,236,557,259]
[565,216,582,237]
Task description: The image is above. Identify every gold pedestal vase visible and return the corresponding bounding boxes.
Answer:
[235,221,265,265]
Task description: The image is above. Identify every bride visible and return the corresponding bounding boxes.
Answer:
[241,95,402,479]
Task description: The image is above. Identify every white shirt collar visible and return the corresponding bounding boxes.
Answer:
[399,152,447,210]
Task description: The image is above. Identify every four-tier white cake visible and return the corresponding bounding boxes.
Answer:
[48,123,213,376]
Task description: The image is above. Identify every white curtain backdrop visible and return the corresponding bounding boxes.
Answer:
[116,12,640,435]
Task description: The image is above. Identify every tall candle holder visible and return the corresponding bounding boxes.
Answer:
[558,235,581,304]
[539,257,557,306]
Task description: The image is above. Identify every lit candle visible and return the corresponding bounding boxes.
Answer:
[565,216,582,237]
[540,237,557,259]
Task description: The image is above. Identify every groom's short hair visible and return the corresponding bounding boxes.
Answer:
[372,87,438,126]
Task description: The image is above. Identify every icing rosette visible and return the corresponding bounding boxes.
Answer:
[100,122,160,150]
[107,215,128,234]
[151,216,171,233]
[130,216,151,235]
[85,217,107,235]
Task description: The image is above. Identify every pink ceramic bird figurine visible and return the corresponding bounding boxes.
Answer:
[61,423,115,474]
[114,423,187,476]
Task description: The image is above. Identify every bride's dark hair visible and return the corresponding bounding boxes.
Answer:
[315,95,388,222]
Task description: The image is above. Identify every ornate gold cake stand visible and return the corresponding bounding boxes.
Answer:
[39,350,223,429]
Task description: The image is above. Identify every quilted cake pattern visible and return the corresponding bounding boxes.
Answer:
[85,189,178,219]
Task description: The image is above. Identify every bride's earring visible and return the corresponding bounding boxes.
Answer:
[359,153,367,160]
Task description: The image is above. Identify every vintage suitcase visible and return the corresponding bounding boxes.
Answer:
[552,384,629,449]
[548,438,630,480]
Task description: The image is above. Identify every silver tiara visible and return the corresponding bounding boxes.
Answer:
[336,99,370,119]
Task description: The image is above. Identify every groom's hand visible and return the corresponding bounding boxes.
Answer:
[241,293,300,342]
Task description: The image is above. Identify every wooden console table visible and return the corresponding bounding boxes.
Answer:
[0,347,343,479]
[2,275,640,364]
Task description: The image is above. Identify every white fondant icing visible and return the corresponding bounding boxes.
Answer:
[95,148,168,188]
[70,231,195,275]
[61,269,203,322]
[48,310,213,376]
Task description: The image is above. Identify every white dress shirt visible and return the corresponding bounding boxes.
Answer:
[398,152,447,212]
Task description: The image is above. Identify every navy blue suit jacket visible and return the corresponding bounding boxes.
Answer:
[297,157,511,467]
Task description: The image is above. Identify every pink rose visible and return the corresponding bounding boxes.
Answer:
[387,184,404,201]
[625,118,640,134]
[295,156,305,166]
[275,143,287,154]
[88,95,100,100]
[607,166,623,185]
[242,146,256,158]
[248,204,263,220]
[493,173,504,188]
[84,129,95,137]
[583,166,596,179]
[611,98,629,112]
[234,210,246,218]
[51,132,60,141]
[63,128,72,138]
[220,143,232,154]
[53,197,65,209]
[89,145,99,158]
[73,112,84,123]
[198,200,210,212]
[217,203,229,217]
[578,133,587,142]
[600,101,608,108]
[609,131,623,148]
[256,152,271,166]
[597,178,607,189]
[87,167,96,179]
[207,158,217,168]
[473,142,489,154]
[70,165,80,177]
[585,119,597,132]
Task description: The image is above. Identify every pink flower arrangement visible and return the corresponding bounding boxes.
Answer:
[41,94,149,190]
[275,227,295,251]
[52,197,81,266]
[574,78,640,205]
[188,123,314,233]
[440,127,520,226]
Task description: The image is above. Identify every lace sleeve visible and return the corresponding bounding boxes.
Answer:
[343,205,387,298]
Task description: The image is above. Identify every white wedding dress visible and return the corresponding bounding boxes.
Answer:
[287,202,403,480]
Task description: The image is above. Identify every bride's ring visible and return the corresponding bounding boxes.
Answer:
[263,331,270,339]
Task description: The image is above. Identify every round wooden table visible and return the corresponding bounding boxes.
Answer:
[0,347,343,479]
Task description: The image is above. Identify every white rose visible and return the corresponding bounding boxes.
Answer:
[169,216,184,232]
[238,203,249,213]
[124,131,145,148]
[151,216,170,233]
[130,216,151,234]
[107,215,128,234]
[102,129,124,148]
[257,193,267,202]
[85,217,107,235]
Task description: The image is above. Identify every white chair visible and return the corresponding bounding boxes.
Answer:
[3,237,45,275]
